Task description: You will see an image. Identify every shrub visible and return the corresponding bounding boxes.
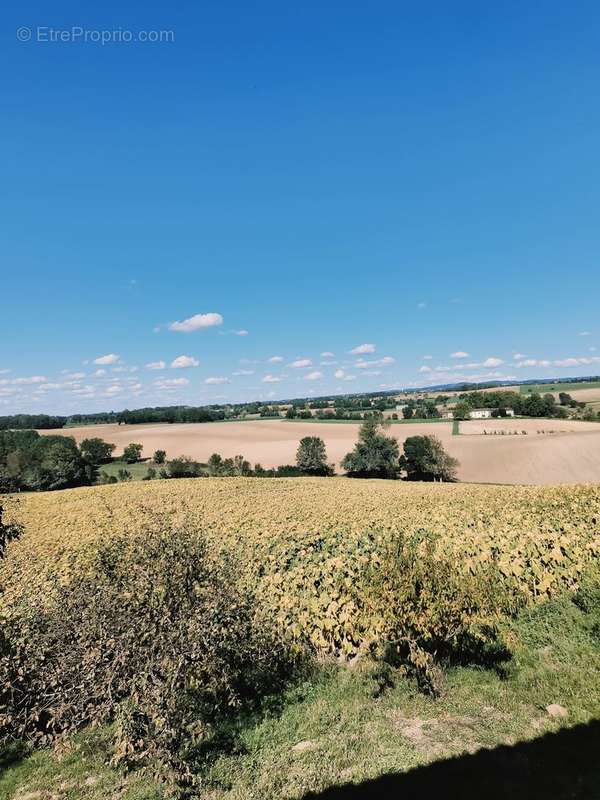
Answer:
[166,457,204,479]
[0,504,21,559]
[153,449,167,465]
[0,522,294,787]
[361,531,510,695]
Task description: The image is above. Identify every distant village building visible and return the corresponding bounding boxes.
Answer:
[470,408,493,419]
[443,407,515,420]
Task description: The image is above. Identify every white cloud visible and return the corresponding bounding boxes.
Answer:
[205,376,230,384]
[64,371,86,380]
[553,356,600,368]
[513,353,526,360]
[515,359,551,368]
[450,351,469,359]
[268,356,284,363]
[355,356,395,369]
[321,351,335,358]
[94,354,120,365]
[288,358,312,368]
[146,360,166,370]
[423,355,433,360]
[105,385,122,395]
[233,329,249,336]
[262,374,282,383]
[155,377,190,388]
[94,369,106,376]
[2,376,47,385]
[334,369,356,381]
[232,369,254,376]
[482,357,504,368]
[168,312,223,333]
[304,371,323,381]
[419,365,432,373]
[350,343,376,355]
[579,331,592,336]
[170,355,199,369]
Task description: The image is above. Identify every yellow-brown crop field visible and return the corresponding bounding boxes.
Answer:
[3,478,600,659]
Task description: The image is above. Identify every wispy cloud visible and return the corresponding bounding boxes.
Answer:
[268,356,284,363]
[262,374,282,383]
[304,370,323,381]
[288,358,312,368]
[450,351,469,359]
[146,360,166,370]
[205,376,229,384]
[155,377,190,388]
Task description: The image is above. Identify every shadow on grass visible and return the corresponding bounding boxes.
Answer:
[302,719,600,800]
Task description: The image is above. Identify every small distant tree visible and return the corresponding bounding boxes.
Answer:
[167,457,203,479]
[80,437,115,465]
[402,406,414,420]
[231,455,252,476]
[285,406,296,419]
[296,436,332,476]
[117,468,132,482]
[122,443,143,464]
[452,402,471,421]
[143,467,157,481]
[400,435,458,482]
[153,449,166,465]
[341,417,400,479]
[207,453,224,476]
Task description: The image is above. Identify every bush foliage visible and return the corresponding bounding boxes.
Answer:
[0,520,293,788]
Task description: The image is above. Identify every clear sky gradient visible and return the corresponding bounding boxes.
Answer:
[2,1,599,413]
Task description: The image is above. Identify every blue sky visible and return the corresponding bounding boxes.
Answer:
[1,1,599,413]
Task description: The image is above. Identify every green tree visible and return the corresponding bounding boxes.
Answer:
[80,437,115,465]
[402,406,414,420]
[452,401,471,421]
[122,443,143,463]
[207,453,224,476]
[153,449,167,465]
[296,436,332,476]
[341,417,400,479]
[285,406,296,419]
[400,435,459,482]
[166,457,203,479]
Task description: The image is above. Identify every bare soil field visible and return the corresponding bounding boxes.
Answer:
[459,418,600,435]
[41,418,600,485]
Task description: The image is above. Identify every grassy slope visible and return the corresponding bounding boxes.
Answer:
[2,594,599,800]
[520,380,600,395]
